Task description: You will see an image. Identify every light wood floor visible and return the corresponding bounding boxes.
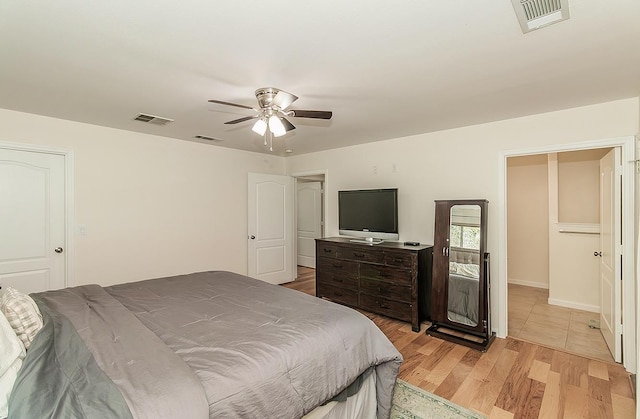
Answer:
[509,284,613,363]
[283,266,636,419]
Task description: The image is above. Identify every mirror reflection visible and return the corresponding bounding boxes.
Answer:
[447,205,481,327]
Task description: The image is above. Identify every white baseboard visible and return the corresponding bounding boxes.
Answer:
[297,255,315,269]
[547,298,600,313]
[507,278,549,289]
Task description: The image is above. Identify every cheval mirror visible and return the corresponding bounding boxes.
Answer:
[427,199,495,351]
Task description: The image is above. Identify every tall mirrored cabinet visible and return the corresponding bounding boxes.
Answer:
[427,199,495,351]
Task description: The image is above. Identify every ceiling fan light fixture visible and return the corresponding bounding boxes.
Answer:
[252,118,268,136]
[209,88,332,151]
[269,115,286,137]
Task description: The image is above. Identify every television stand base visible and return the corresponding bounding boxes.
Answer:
[348,238,384,245]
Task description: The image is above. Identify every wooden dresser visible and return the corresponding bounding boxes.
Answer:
[315,237,432,332]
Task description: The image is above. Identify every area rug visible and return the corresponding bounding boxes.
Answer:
[391,379,487,419]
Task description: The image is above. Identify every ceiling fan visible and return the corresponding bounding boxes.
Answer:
[208,87,332,151]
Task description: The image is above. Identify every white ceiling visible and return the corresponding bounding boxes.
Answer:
[1,1,639,156]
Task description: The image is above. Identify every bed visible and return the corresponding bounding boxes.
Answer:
[4,271,402,419]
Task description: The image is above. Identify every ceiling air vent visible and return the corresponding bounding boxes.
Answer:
[133,113,174,126]
[194,135,223,142]
[511,0,570,33]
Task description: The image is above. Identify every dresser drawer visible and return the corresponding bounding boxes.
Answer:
[384,251,415,269]
[359,294,412,322]
[360,265,412,286]
[317,257,358,274]
[317,283,358,307]
[336,247,384,264]
[317,243,340,258]
[360,279,411,302]
[316,270,358,290]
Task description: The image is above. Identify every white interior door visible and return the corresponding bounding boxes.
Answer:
[599,147,621,362]
[248,173,294,284]
[0,148,67,293]
[297,181,322,268]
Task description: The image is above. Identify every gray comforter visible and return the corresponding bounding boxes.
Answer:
[9,297,134,419]
[448,273,479,326]
[11,271,402,419]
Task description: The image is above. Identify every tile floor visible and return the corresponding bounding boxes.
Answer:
[508,283,614,363]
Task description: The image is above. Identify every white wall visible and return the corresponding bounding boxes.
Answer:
[548,153,600,312]
[507,154,549,288]
[2,97,637,320]
[0,108,286,286]
[286,97,640,330]
[557,149,609,223]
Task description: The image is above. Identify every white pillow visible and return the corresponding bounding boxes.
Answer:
[0,311,26,419]
[449,261,480,278]
[0,288,43,350]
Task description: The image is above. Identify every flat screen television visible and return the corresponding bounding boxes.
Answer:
[338,188,398,243]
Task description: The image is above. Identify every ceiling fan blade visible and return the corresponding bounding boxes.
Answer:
[273,90,298,110]
[289,110,332,119]
[224,115,258,124]
[208,99,255,110]
[281,117,296,132]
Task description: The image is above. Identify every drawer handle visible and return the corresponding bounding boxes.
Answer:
[335,278,343,283]
[332,262,342,268]
[377,300,389,309]
[379,272,391,278]
[323,248,333,253]
[393,258,404,263]
[353,252,365,258]
[335,293,343,297]
[377,287,383,292]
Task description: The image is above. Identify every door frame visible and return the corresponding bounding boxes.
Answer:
[497,136,636,373]
[0,140,75,288]
[291,170,328,272]
[295,180,323,268]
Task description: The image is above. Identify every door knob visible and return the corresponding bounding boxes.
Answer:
[594,251,602,257]
[54,247,64,253]
[250,235,256,240]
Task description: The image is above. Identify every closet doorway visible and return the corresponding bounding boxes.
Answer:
[506,148,614,362]
[498,136,635,374]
